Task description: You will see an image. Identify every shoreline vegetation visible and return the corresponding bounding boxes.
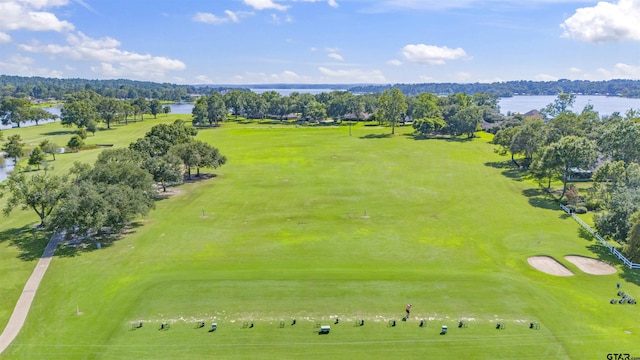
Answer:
[2,75,640,100]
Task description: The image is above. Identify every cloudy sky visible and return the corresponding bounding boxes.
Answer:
[0,0,639,84]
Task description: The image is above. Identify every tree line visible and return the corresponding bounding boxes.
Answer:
[492,93,640,261]
[349,79,640,98]
[1,121,225,244]
[0,75,244,102]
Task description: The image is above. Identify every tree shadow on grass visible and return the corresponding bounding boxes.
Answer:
[55,221,143,258]
[485,161,526,182]
[0,225,50,262]
[41,130,77,136]
[522,188,560,211]
[360,133,391,139]
[586,243,640,286]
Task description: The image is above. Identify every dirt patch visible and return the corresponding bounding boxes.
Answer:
[564,255,617,275]
[528,256,574,276]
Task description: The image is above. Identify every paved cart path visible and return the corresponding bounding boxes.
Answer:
[0,232,62,355]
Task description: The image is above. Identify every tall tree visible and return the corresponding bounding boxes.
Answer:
[541,92,576,119]
[540,135,597,199]
[169,142,201,180]
[143,154,183,192]
[1,170,68,227]
[149,99,162,119]
[26,107,57,126]
[28,147,46,170]
[67,135,84,152]
[376,88,407,134]
[61,100,97,128]
[39,139,58,161]
[3,134,25,164]
[0,97,30,128]
[96,97,123,129]
[224,90,245,119]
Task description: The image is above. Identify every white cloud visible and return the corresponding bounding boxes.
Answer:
[0,32,11,43]
[535,73,558,81]
[455,72,472,82]
[569,67,582,73]
[270,13,293,24]
[401,44,468,65]
[318,66,386,82]
[195,75,213,84]
[386,59,403,66]
[193,10,252,24]
[243,0,289,11]
[597,63,640,79]
[0,0,74,33]
[193,12,228,24]
[561,0,640,42]
[0,53,63,77]
[293,0,339,7]
[232,70,311,83]
[18,31,186,80]
[328,53,344,61]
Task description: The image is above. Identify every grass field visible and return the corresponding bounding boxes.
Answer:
[1,119,639,359]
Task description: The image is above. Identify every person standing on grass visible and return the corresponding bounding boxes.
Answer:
[406,304,412,318]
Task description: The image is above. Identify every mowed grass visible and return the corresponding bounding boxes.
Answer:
[1,121,639,359]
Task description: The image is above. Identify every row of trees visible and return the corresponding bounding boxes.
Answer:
[0,97,57,128]
[191,89,502,137]
[350,79,640,98]
[60,90,170,130]
[0,75,244,102]
[492,93,640,261]
[1,121,226,242]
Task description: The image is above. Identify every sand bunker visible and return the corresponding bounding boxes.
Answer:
[564,255,617,275]
[528,256,574,276]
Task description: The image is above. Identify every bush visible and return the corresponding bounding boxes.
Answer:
[585,198,603,211]
[77,128,88,139]
[575,206,588,214]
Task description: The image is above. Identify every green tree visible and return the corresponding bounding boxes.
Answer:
[149,99,162,119]
[224,90,245,119]
[132,97,149,120]
[143,154,184,192]
[625,211,640,262]
[162,105,171,117]
[1,170,68,227]
[67,135,84,152]
[412,117,447,137]
[596,117,640,166]
[307,101,327,121]
[3,134,25,164]
[86,119,98,136]
[594,188,640,244]
[96,97,123,129]
[39,139,58,161]
[26,107,57,126]
[130,121,197,158]
[376,88,407,135]
[447,105,482,138]
[169,142,201,180]
[509,118,546,168]
[0,97,30,128]
[540,136,597,199]
[541,92,576,119]
[193,140,227,177]
[28,147,46,170]
[61,100,97,128]
[492,126,520,164]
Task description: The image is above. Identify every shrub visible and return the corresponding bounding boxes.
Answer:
[575,206,588,214]
[585,198,602,211]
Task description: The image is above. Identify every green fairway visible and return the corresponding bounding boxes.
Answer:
[1,120,639,359]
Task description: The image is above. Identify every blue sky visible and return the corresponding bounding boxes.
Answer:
[0,0,639,84]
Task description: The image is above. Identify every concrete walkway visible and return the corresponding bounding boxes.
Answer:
[0,232,62,355]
